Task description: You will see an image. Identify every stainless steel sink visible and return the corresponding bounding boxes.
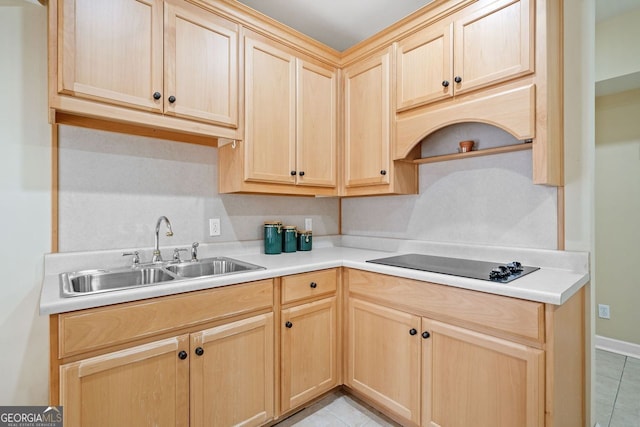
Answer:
[62,267,176,296]
[166,257,264,278]
[60,257,264,297]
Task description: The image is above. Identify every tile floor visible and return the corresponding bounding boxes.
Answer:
[596,349,640,427]
[276,350,640,427]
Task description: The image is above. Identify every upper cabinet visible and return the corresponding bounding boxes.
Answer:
[396,0,534,112]
[57,0,164,112]
[51,0,240,140]
[218,30,338,196]
[342,47,418,196]
[164,1,238,127]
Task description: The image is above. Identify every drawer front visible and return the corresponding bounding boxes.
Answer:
[281,269,337,305]
[346,269,543,345]
[59,279,273,358]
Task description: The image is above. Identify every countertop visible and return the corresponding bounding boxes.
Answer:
[39,240,590,315]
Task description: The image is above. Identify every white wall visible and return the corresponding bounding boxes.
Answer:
[342,123,558,249]
[0,1,50,405]
[595,7,640,83]
[595,89,640,345]
[58,126,339,252]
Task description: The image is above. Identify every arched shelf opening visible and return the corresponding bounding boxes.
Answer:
[400,121,533,165]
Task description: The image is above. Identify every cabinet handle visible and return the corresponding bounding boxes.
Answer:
[290,171,297,176]
[310,282,317,289]
[195,347,204,356]
[380,170,387,176]
[285,321,293,328]
[178,350,188,360]
[168,95,176,104]
[422,331,431,339]
[409,328,418,336]
[454,76,462,84]
[153,92,162,100]
[299,171,305,177]
[442,80,450,87]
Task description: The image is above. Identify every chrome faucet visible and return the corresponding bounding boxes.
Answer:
[152,216,173,263]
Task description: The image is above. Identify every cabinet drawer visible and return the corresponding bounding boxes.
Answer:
[281,269,337,304]
[346,269,543,345]
[58,279,273,358]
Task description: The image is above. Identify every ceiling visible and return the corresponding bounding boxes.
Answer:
[235,0,434,51]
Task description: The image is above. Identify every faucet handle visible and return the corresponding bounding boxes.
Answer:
[191,242,200,262]
[173,248,188,262]
[122,251,141,267]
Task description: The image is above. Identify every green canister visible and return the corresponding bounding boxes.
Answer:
[264,221,282,254]
[282,226,297,253]
[297,230,312,251]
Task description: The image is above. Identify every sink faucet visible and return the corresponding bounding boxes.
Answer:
[153,216,173,263]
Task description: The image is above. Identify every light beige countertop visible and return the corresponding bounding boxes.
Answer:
[39,237,590,315]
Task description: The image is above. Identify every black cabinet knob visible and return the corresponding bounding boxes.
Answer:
[299,171,305,177]
[310,282,317,288]
[380,170,387,176]
[285,321,293,328]
[422,331,431,339]
[409,328,418,336]
[442,80,450,87]
[195,347,204,356]
[290,171,297,176]
[168,95,176,103]
[454,76,462,84]
[153,92,162,100]
[178,350,188,360]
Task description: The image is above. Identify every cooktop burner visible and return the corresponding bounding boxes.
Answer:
[366,253,539,283]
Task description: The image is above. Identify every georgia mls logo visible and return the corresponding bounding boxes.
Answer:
[0,406,63,427]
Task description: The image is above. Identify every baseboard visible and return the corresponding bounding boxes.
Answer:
[595,335,640,359]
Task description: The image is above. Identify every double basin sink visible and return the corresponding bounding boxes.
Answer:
[60,257,265,297]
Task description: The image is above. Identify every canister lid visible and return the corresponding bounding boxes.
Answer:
[299,230,312,235]
[283,225,297,230]
[264,220,282,226]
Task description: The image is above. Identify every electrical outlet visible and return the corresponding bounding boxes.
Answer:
[305,217,313,231]
[598,304,610,319]
[209,218,220,236]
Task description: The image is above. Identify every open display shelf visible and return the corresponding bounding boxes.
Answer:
[410,141,533,165]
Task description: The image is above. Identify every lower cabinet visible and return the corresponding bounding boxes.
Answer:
[59,312,274,427]
[347,297,544,427]
[60,335,190,427]
[190,313,274,427]
[281,296,338,412]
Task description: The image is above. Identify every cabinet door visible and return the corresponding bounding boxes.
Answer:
[244,36,297,184]
[281,297,338,412]
[344,48,392,187]
[396,21,453,111]
[190,313,274,427]
[422,319,544,427]
[296,60,338,187]
[347,298,421,425]
[58,0,163,112]
[453,0,534,95]
[60,335,189,427]
[165,1,238,126]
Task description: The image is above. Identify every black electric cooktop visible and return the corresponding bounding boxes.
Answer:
[366,253,539,283]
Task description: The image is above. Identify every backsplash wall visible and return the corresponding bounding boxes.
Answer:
[58,125,339,252]
[341,123,559,249]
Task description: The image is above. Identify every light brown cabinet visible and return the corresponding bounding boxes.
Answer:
[60,335,190,427]
[345,268,583,427]
[343,47,417,196]
[280,269,339,413]
[190,313,274,427]
[396,0,534,112]
[52,0,239,137]
[52,279,275,427]
[218,30,337,196]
